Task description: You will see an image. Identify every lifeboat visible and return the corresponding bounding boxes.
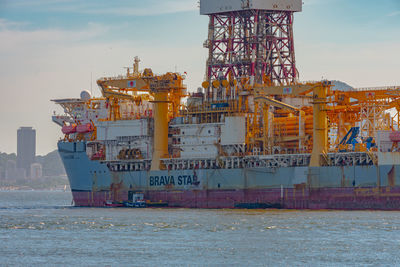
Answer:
[77,123,94,133]
[62,124,77,134]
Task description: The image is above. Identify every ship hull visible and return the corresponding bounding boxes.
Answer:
[59,142,400,210]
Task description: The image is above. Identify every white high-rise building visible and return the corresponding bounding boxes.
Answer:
[30,163,43,179]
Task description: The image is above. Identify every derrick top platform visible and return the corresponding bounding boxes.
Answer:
[199,0,302,15]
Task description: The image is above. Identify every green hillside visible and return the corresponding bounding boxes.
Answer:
[0,150,65,178]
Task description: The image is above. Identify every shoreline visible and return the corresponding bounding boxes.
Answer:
[0,175,70,191]
[0,186,70,191]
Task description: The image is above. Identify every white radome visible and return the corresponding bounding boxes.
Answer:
[80,90,91,101]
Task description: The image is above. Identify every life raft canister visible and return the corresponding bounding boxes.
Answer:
[62,124,77,134]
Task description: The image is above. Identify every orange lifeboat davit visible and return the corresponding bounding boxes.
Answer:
[77,123,94,133]
[62,124,77,134]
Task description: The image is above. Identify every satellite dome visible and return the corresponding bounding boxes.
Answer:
[80,90,91,101]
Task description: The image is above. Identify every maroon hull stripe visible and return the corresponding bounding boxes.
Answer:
[72,187,400,210]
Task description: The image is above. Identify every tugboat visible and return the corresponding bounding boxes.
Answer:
[123,193,146,208]
[104,200,124,207]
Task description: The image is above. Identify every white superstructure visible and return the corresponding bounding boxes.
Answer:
[96,119,152,161]
[170,116,246,159]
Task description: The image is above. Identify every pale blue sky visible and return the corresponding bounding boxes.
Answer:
[0,0,399,155]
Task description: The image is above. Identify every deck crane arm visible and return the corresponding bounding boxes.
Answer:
[254,95,301,113]
[96,70,152,94]
[340,87,400,102]
[254,83,319,96]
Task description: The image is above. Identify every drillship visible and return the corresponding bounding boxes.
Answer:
[52,0,400,209]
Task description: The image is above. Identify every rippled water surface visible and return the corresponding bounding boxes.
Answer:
[1,191,400,266]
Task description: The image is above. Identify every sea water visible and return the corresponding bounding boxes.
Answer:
[1,190,400,266]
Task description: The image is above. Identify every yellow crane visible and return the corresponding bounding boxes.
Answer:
[97,65,187,171]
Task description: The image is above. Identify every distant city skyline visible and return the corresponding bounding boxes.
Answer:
[0,0,399,155]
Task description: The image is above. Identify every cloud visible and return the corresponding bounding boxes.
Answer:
[0,18,29,30]
[80,1,198,16]
[0,19,110,52]
[6,0,198,16]
[388,10,400,17]
[303,0,337,6]
[303,0,321,5]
